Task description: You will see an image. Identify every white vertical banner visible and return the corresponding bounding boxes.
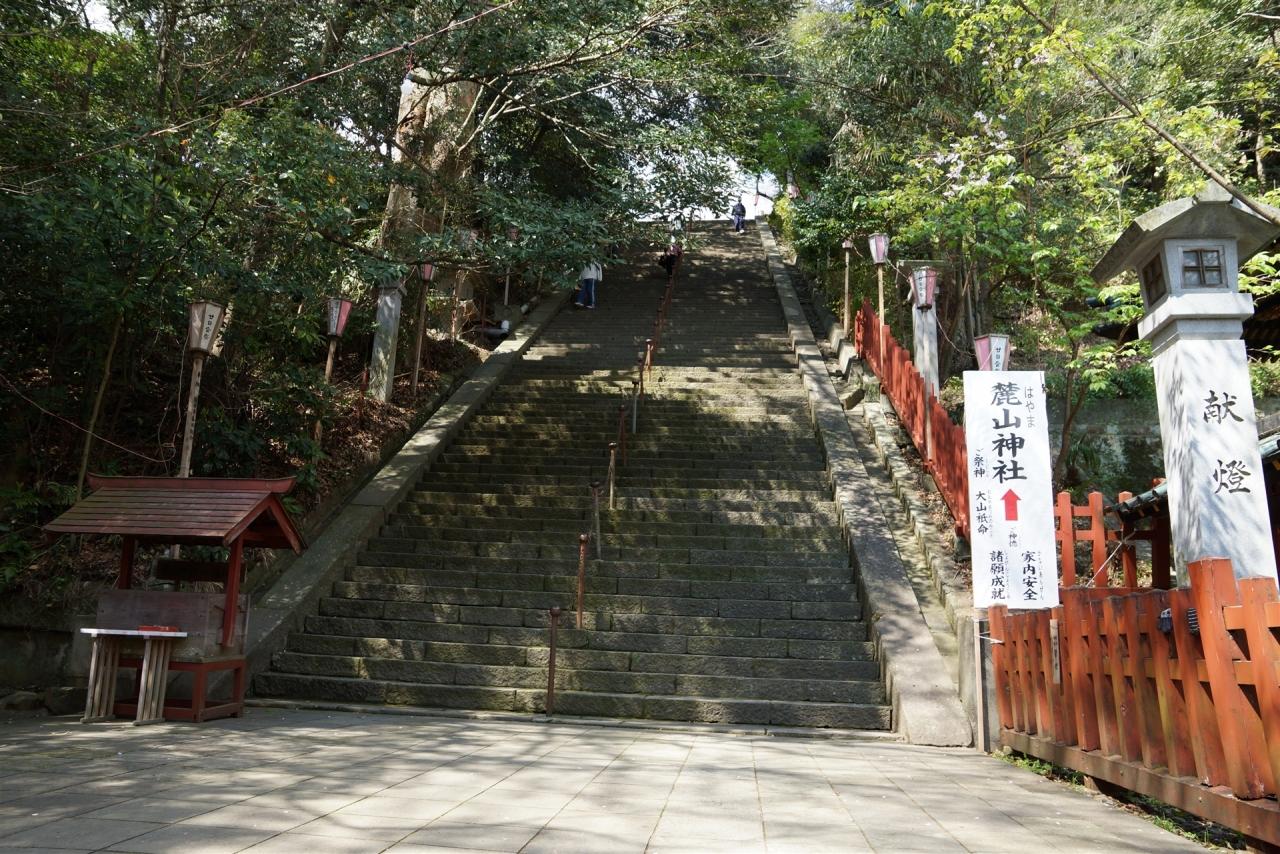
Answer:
[965,371,1058,608]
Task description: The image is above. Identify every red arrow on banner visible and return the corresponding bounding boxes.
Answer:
[1001,489,1020,521]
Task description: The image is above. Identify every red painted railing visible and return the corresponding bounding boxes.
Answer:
[856,301,969,539]
[991,560,1280,845]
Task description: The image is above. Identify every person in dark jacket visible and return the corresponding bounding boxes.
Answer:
[731,199,747,233]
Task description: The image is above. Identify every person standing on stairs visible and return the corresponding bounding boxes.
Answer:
[731,198,747,233]
[576,259,601,309]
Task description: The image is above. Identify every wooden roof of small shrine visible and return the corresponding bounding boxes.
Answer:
[44,476,305,551]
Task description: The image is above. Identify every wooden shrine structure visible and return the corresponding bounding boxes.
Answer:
[45,475,304,724]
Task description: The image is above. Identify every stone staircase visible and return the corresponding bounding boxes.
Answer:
[256,222,892,730]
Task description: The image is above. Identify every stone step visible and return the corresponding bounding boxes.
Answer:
[346,565,857,601]
[426,459,827,478]
[351,554,853,582]
[303,610,868,644]
[253,672,891,728]
[285,633,877,671]
[394,501,844,522]
[355,539,849,567]
[324,581,859,621]
[383,513,838,536]
[442,443,826,463]
[298,617,870,660]
[269,652,883,704]
[371,526,844,552]
[415,472,831,491]
[413,485,830,501]
[387,503,841,525]
[259,228,891,732]
[438,449,826,466]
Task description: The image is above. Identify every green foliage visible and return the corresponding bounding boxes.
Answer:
[1250,358,1280,399]
[740,0,1280,487]
[0,0,790,589]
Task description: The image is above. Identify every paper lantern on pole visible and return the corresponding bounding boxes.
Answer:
[974,333,1011,371]
[911,266,939,310]
[326,297,353,339]
[840,237,854,250]
[187,301,226,356]
[868,233,890,266]
[420,263,435,282]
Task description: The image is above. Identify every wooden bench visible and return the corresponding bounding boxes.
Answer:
[81,628,187,725]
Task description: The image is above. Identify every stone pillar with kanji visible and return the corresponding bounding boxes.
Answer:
[1092,182,1280,582]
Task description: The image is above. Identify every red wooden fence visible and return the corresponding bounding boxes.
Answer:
[991,560,1280,845]
[856,301,969,539]
[1053,488,1172,589]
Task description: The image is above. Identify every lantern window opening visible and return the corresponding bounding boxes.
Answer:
[1140,254,1168,308]
[1182,248,1224,287]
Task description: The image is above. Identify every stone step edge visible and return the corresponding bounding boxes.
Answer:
[271,652,883,689]
[245,696,904,741]
[286,632,877,664]
[251,674,893,726]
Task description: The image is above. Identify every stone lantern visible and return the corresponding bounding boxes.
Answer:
[1091,181,1280,582]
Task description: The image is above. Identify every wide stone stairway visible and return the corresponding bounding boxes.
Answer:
[257,222,892,730]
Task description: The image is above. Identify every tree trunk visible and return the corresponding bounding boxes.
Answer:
[370,70,479,402]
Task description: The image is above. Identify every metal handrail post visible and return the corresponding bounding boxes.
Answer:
[616,404,627,464]
[590,480,602,558]
[607,442,617,510]
[631,379,639,434]
[645,338,654,380]
[546,607,560,717]
[576,533,589,629]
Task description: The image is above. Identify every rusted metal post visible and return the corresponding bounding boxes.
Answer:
[637,354,645,402]
[616,404,627,464]
[576,533,588,629]
[590,480,602,558]
[607,442,617,510]
[645,338,654,380]
[631,379,639,434]
[545,606,560,717]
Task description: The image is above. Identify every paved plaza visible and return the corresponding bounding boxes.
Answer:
[0,708,1201,853]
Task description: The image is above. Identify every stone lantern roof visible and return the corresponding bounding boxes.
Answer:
[1091,182,1280,285]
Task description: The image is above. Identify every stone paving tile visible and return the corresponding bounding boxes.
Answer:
[0,816,160,850]
[382,845,506,854]
[523,827,648,854]
[82,796,222,823]
[106,823,276,853]
[292,812,424,841]
[335,796,458,820]
[401,820,541,851]
[242,831,390,854]
[0,710,1211,854]
[180,803,324,832]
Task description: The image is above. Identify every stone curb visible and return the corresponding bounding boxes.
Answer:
[810,301,990,742]
[245,290,573,682]
[756,221,971,747]
[246,697,906,741]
